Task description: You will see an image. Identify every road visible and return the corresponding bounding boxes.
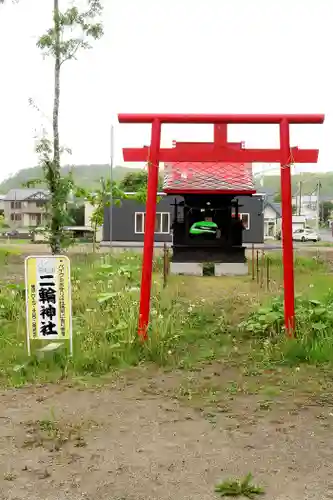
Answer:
[260,229,333,251]
[1,238,333,254]
[318,228,333,243]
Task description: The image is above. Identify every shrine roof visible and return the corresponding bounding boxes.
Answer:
[163,162,255,194]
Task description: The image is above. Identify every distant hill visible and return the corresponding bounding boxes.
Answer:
[255,172,333,198]
[1,164,333,198]
[0,165,139,193]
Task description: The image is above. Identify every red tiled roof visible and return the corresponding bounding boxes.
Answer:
[163,162,255,194]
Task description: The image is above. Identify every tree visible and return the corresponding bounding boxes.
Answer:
[120,170,163,196]
[120,171,148,191]
[34,0,103,253]
[67,205,85,226]
[273,191,281,203]
[76,179,125,252]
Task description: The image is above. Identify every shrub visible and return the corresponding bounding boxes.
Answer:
[239,295,333,337]
[239,294,333,365]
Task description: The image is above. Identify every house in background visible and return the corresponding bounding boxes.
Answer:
[263,200,310,239]
[256,187,277,202]
[263,201,281,239]
[0,195,4,216]
[103,193,264,246]
[3,189,49,229]
[83,201,103,242]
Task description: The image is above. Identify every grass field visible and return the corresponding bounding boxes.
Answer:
[1,246,333,384]
[2,246,333,499]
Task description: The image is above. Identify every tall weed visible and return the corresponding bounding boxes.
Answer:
[0,252,231,384]
[239,293,333,365]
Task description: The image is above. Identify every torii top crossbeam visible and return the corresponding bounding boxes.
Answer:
[119,114,324,164]
[119,113,324,124]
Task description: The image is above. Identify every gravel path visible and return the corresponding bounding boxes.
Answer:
[1,371,333,500]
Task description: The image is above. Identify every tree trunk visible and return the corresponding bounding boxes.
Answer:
[51,0,61,254]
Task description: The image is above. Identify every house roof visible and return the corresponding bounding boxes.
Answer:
[163,162,255,194]
[255,187,276,197]
[264,200,281,217]
[4,188,50,201]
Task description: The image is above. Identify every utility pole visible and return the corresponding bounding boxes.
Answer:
[109,124,114,249]
[298,179,302,216]
[260,173,264,188]
[316,180,321,231]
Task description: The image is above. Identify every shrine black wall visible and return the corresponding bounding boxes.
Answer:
[103,194,264,244]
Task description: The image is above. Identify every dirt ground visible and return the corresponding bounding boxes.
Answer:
[1,367,333,500]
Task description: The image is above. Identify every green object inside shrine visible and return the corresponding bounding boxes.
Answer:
[189,220,218,235]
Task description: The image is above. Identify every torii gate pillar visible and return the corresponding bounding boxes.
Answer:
[280,118,295,332]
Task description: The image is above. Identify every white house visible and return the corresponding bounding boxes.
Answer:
[263,202,308,239]
[84,201,103,243]
[263,201,281,239]
[3,188,49,228]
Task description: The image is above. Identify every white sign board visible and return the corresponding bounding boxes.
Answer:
[24,255,72,355]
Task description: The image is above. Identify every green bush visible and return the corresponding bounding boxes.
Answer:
[239,295,333,337]
[239,293,333,365]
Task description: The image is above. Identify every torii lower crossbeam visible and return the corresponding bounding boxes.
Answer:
[118,113,325,340]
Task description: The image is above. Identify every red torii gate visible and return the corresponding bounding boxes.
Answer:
[118,113,325,339]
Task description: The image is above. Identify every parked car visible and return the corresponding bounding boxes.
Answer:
[292,228,320,242]
[4,230,19,237]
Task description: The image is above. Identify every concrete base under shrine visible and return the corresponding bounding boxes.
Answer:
[170,262,203,276]
[214,262,248,276]
[170,262,248,276]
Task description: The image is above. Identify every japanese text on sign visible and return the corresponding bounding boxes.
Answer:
[25,256,72,343]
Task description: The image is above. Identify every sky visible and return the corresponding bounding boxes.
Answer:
[0,0,332,182]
